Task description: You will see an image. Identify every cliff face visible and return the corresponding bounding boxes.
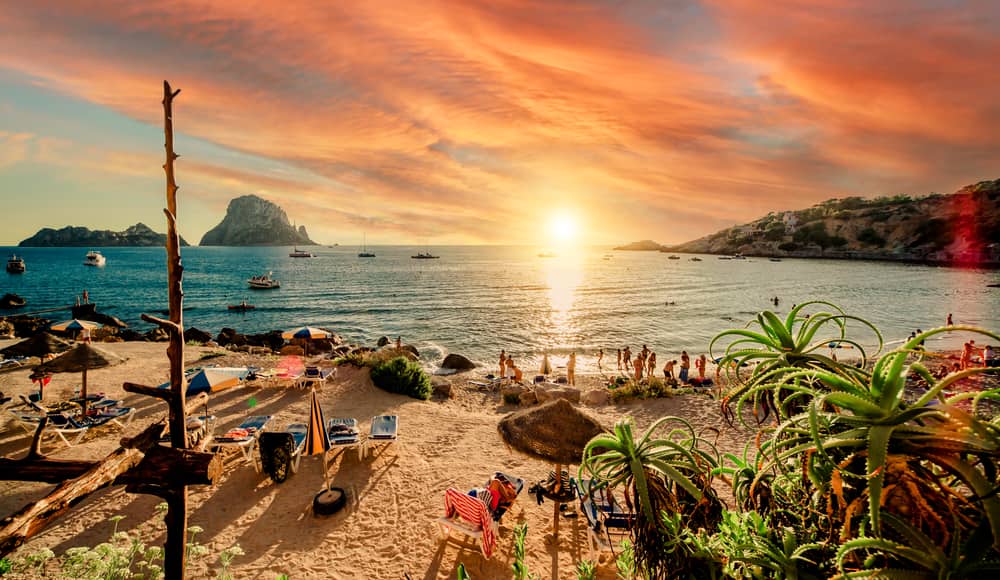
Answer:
[18,223,189,247]
[662,179,1000,266]
[199,195,315,246]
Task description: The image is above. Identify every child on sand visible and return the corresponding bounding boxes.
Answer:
[647,352,656,378]
[567,352,576,386]
[634,357,643,382]
[695,354,706,381]
[499,350,507,377]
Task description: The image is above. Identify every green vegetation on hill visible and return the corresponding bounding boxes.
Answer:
[663,178,1000,265]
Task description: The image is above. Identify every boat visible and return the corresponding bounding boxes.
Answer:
[6,255,25,273]
[289,247,315,258]
[731,253,746,260]
[718,256,731,260]
[247,272,281,289]
[769,258,782,262]
[690,257,702,262]
[228,299,255,311]
[667,255,680,260]
[83,251,106,267]
[358,234,375,258]
[412,252,440,259]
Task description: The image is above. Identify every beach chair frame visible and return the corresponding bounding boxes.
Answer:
[327,418,366,461]
[572,478,634,559]
[209,415,273,472]
[367,415,398,457]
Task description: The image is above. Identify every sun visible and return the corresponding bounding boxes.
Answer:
[548,213,579,244]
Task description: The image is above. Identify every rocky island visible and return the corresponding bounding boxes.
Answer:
[18,223,189,247]
[621,179,999,267]
[199,194,315,246]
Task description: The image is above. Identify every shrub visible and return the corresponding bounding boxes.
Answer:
[857,227,885,247]
[369,356,432,400]
[333,352,368,368]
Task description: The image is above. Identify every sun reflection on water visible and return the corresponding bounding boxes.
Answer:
[542,251,585,343]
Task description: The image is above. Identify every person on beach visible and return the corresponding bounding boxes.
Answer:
[567,352,576,385]
[499,350,507,377]
[663,359,676,380]
[616,348,622,371]
[634,355,643,382]
[696,354,707,381]
[513,363,523,383]
[679,351,691,384]
[597,349,604,371]
[647,352,656,378]
[947,313,953,326]
[961,341,974,370]
[623,347,632,372]
[82,289,89,304]
[985,345,995,367]
[915,329,925,350]
[396,336,402,351]
[640,344,649,360]
[506,356,516,379]
[80,327,91,344]
[773,296,779,307]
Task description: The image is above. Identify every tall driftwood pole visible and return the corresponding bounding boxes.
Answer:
[139,80,189,580]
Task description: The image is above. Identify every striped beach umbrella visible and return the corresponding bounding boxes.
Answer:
[49,319,100,332]
[282,326,331,356]
[304,389,332,489]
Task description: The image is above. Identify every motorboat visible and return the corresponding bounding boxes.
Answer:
[83,251,106,267]
[667,255,680,260]
[248,272,281,289]
[411,252,440,259]
[289,247,315,258]
[732,253,747,260]
[228,299,256,311]
[6,255,25,273]
[769,258,782,262]
[690,257,702,262]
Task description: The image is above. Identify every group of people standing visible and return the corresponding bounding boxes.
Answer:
[497,346,708,386]
[962,340,997,370]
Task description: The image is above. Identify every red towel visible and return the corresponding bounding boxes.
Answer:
[444,488,497,558]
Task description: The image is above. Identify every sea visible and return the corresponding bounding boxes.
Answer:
[2,246,999,372]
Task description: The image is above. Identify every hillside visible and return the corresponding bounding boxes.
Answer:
[18,223,189,247]
[661,179,1000,266]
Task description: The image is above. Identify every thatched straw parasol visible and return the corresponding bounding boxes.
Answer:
[1,332,70,359]
[497,398,605,535]
[37,343,124,416]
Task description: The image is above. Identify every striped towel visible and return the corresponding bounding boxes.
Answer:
[444,488,498,558]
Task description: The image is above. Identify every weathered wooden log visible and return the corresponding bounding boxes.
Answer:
[0,447,144,556]
[116,446,221,489]
[0,459,97,483]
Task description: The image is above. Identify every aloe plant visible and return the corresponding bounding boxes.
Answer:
[581,416,722,578]
[760,326,1000,557]
[710,301,881,425]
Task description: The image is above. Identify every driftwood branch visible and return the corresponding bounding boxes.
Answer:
[27,415,48,461]
[116,446,220,489]
[140,313,182,335]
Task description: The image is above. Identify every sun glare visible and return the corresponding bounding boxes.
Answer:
[548,213,579,244]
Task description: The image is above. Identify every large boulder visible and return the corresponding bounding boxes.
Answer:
[501,383,529,403]
[279,345,304,356]
[441,353,476,372]
[118,329,144,342]
[581,389,611,406]
[246,330,284,351]
[144,327,169,342]
[216,327,247,347]
[183,327,213,344]
[431,378,453,399]
[534,383,581,404]
[376,336,390,347]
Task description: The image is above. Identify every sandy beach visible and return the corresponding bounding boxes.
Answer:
[0,338,764,579]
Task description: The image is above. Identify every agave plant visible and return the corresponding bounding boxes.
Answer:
[761,326,1000,561]
[580,416,723,578]
[710,301,881,426]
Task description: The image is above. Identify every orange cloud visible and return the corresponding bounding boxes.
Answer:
[0,0,996,244]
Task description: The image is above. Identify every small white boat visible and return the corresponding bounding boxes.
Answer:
[83,251,106,267]
[6,255,25,273]
[289,247,315,258]
[248,272,281,289]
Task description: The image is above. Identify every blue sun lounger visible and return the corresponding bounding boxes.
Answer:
[259,423,307,483]
[367,415,398,456]
[210,415,273,471]
[327,418,365,460]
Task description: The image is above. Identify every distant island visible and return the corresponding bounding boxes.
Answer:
[613,239,665,251]
[199,194,315,246]
[620,179,1000,267]
[18,223,189,247]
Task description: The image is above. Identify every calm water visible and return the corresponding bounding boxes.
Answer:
[2,246,999,371]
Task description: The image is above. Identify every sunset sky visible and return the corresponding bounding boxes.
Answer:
[1,0,997,246]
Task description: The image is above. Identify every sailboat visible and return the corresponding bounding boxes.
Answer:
[358,233,375,258]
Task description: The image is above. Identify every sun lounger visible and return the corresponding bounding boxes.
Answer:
[437,471,524,559]
[160,415,216,448]
[297,366,334,390]
[210,415,272,471]
[260,423,308,483]
[327,418,365,460]
[367,415,398,456]
[572,478,635,558]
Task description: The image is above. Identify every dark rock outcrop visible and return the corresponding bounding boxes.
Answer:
[72,303,127,329]
[199,195,315,246]
[613,239,665,251]
[216,328,247,347]
[441,353,476,371]
[19,223,189,247]
[184,327,213,344]
[3,316,50,337]
[0,294,26,309]
[376,336,390,347]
